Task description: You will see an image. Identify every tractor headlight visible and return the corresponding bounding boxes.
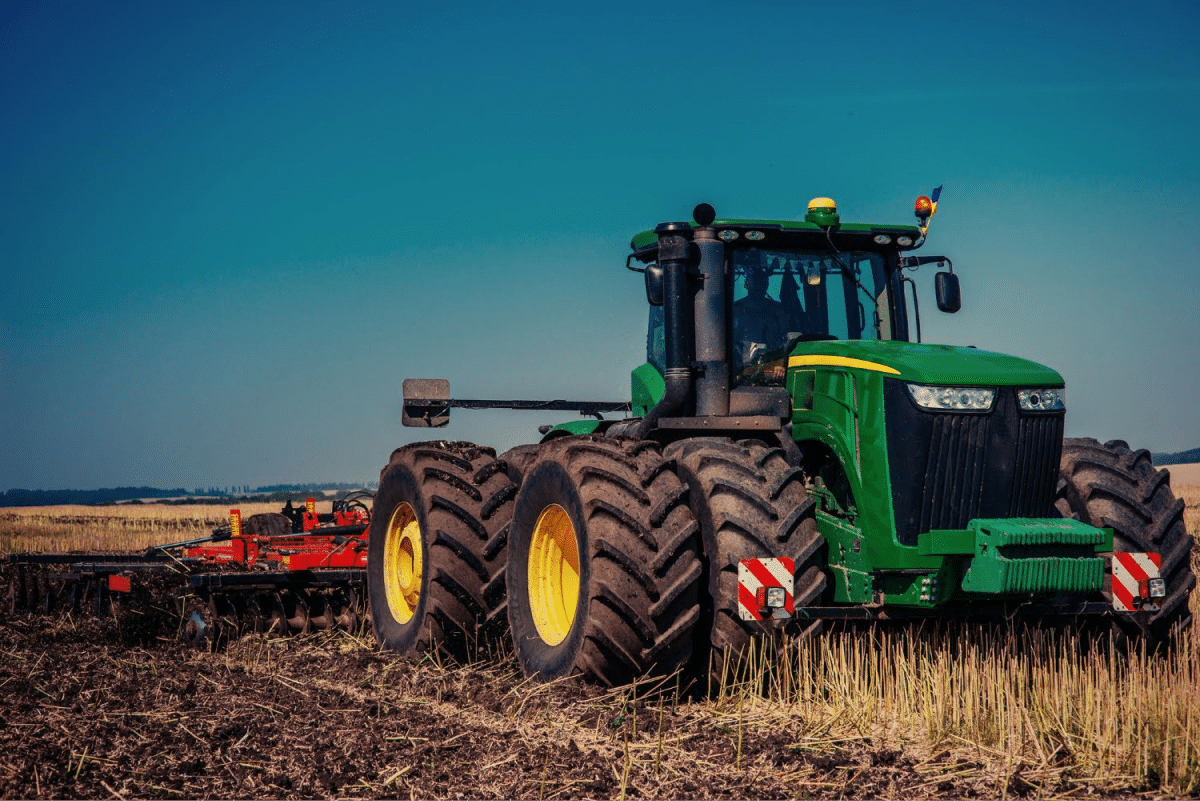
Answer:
[907,384,996,411]
[1018,387,1065,411]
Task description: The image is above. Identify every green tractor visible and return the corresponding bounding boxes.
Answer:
[370,195,1195,687]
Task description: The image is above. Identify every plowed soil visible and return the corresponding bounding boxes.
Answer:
[0,609,1143,800]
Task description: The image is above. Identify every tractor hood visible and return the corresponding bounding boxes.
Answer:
[787,340,1063,387]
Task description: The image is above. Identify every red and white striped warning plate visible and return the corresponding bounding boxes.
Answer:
[1111,552,1162,612]
[738,558,795,621]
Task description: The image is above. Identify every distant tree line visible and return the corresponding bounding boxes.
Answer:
[1152,447,1200,466]
[0,486,212,507]
[0,482,375,508]
[253,482,371,493]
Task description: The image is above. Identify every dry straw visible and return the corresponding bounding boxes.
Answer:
[0,502,286,554]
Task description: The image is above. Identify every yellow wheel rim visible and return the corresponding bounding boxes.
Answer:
[527,504,580,646]
[383,501,422,624]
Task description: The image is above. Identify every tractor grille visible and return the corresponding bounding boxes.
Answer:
[884,381,1064,546]
[1009,414,1062,517]
[918,412,989,535]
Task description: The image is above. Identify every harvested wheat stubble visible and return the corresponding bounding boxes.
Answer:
[0,502,288,555]
[0,611,1181,801]
[0,495,1197,799]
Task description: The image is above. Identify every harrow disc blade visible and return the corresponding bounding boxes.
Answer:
[265,593,289,636]
[242,595,268,635]
[307,591,336,630]
[331,588,360,631]
[282,592,310,635]
[184,605,215,650]
[7,567,28,614]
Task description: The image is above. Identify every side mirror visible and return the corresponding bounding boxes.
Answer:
[644,263,664,306]
[935,271,961,314]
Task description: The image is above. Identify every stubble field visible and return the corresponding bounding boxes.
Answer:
[0,482,1198,799]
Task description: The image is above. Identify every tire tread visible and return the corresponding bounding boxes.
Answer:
[368,440,514,661]
[1057,437,1194,646]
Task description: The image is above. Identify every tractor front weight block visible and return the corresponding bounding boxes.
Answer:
[920,518,1111,595]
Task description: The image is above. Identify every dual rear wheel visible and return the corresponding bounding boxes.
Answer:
[666,438,826,692]
[505,437,703,685]
[368,435,821,690]
[1055,437,1196,649]
[366,441,514,661]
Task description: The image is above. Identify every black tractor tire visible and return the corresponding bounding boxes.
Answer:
[1055,437,1196,648]
[506,436,703,686]
[666,437,827,693]
[367,441,515,662]
[242,513,293,537]
[498,444,540,487]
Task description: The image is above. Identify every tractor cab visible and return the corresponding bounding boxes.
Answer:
[631,198,948,418]
[646,244,897,389]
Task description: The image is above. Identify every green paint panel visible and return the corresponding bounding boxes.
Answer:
[878,572,940,607]
[918,528,976,555]
[630,362,664,418]
[794,367,943,577]
[790,340,1063,387]
[878,560,964,608]
[546,419,601,438]
[789,369,815,410]
[817,510,873,603]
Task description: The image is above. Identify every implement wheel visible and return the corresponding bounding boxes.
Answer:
[667,438,827,693]
[1056,437,1196,649]
[367,441,515,661]
[506,436,702,686]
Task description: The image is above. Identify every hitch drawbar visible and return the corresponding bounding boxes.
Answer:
[401,379,628,428]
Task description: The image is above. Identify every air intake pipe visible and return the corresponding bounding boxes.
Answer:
[692,217,728,416]
[634,224,694,438]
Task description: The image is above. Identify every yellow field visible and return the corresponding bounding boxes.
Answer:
[0,501,290,554]
[1183,481,1200,544]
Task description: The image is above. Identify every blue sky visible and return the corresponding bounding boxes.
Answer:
[2,1,1199,490]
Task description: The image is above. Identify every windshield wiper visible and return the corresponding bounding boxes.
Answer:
[823,228,880,335]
